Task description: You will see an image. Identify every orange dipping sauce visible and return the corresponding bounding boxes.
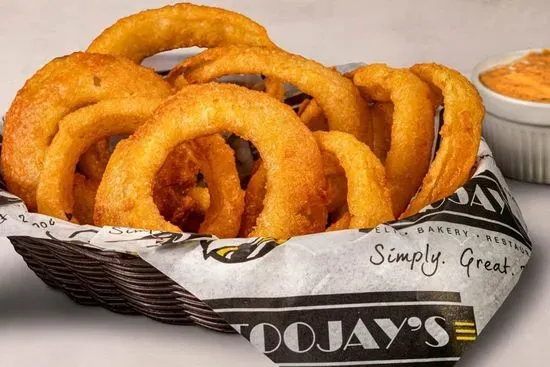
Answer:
[479,50,550,103]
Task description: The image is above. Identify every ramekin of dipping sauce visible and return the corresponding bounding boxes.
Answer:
[472,48,550,183]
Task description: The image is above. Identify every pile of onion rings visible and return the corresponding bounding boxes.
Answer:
[1,2,484,240]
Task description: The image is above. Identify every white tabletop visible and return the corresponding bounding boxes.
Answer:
[1,1,549,366]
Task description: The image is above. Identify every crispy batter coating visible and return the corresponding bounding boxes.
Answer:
[264,76,286,101]
[353,64,436,217]
[298,99,330,132]
[239,162,267,237]
[156,194,204,234]
[313,131,394,229]
[87,3,277,63]
[401,63,484,218]
[192,135,244,238]
[239,150,346,236]
[326,210,351,232]
[87,3,284,144]
[95,83,327,239]
[1,52,172,209]
[167,46,371,144]
[188,187,210,213]
[78,139,111,182]
[370,102,394,163]
[72,174,99,225]
[323,151,348,213]
[152,142,203,231]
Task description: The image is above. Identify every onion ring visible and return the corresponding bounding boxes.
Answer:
[1,52,172,209]
[401,63,484,218]
[36,98,166,222]
[87,3,277,63]
[295,67,354,133]
[353,64,436,216]
[94,83,327,239]
[313,131,394,229]
[167,46,371,144]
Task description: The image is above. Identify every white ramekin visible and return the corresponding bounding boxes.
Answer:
[471,48,550,184]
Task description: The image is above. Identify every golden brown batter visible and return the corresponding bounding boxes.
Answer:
[480,49,550,103]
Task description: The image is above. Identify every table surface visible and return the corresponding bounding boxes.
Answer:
[1,1,549,366]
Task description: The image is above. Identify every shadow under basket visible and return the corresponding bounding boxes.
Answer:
[8,235,234,332]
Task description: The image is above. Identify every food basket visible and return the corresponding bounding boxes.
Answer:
[1,57,533,366]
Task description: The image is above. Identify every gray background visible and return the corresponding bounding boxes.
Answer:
[1,0,549,366]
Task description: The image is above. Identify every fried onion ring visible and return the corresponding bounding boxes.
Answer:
[401,63,484,218]
[36,98,166,223]
[167,46,371,144]
[87,3,277,63]
[353,64,436,216]
[94,83,327,239]
[313,131,394,229]
[294,67,354,133]
[1,52,172,209]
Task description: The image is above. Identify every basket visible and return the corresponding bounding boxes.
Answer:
[8,234,235,332]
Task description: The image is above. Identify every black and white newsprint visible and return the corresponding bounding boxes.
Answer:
[0,140,532,366]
